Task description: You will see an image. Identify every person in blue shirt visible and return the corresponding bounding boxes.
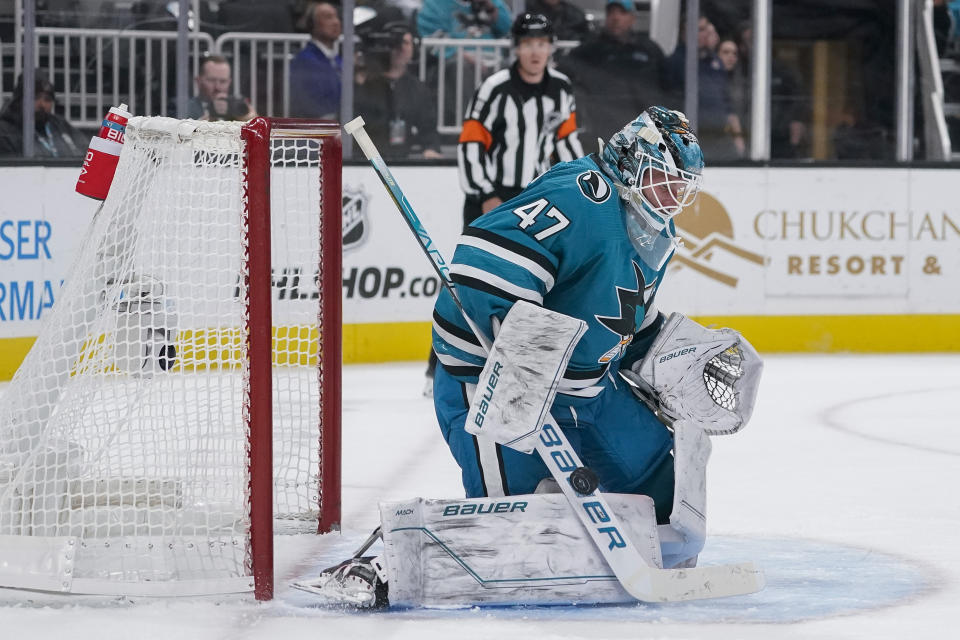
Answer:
[431,106,704,525]
[290,1,342,119]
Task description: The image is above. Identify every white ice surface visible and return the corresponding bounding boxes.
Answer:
[1,354,958,639]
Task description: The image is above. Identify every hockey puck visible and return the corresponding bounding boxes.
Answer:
[568,467,599,495]
[158,343,177,371]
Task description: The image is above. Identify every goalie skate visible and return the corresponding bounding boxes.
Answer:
[293,556,388,608]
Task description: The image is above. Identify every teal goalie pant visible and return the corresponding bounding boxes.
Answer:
[433,364,676,523]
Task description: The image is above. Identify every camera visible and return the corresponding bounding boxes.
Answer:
[201,96,249,121]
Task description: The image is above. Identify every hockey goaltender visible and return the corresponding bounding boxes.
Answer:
[295,107,766,608]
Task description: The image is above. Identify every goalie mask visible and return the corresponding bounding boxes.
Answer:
[601,107,704,269]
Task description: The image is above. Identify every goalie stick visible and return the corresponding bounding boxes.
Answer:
[343,117,764,603]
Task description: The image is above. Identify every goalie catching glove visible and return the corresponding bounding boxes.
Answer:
[621,313,762,435]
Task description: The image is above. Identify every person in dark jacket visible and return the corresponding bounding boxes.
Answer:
[354,21,443,159]
[0,73,87,158]
[559,1,673,152]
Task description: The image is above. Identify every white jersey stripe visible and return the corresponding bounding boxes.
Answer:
[457,235,556,291]
[436,351,482,370]
[433,320,488,357]
[557,385,604,398]
[450,264,544,304]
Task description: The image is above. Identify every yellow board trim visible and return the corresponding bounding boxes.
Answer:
[342,321,434,363]
[2,315,959,381]
[0,336,37,381]
[690,315,960,352]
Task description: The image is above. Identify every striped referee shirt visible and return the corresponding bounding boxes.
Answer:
[458,63,584,199]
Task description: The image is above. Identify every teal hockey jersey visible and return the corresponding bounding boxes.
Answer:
[432,153,675,406]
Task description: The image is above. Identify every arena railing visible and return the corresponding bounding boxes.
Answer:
[213,32,309,118]
[30,27,214,127]
[15,28,576,134]
[916,0,953,160]
[418,37,579,135]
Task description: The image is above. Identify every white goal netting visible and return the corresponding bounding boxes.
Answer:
[0,117,337,596]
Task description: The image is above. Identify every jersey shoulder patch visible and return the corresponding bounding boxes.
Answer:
[576,169,612,204]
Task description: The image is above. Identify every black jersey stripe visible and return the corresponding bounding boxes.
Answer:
[471,435,489,498]
[442,362,484,378]
[450,272,525,304]
[433,308,482,346]
[495,444,510,495]
[563,364,609,380]
[462,227,558,278]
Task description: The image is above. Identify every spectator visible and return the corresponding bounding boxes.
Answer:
[663,17,745,160]
[716,39,744,110]
[716,37,738,72]
[354,21,444,159]
[185,54,257,121]
[718,37,749,142]
[526,0,588,41]
[559,1,673,152]
[663,15,720,93]
[697,21,744,160]
[290,1,343,119]
[699,14,720,56]
[736,21,809,159]
[0,73,87,158]
[425,13,583,393]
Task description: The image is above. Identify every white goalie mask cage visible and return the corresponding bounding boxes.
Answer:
[624,313,763,436]
[629,151,703,229]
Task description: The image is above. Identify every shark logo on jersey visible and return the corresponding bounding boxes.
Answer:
[595,261,657,363]
[576,170,611,204]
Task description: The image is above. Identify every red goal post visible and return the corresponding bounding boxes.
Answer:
[0,117,342,601]
[245,118,343,599]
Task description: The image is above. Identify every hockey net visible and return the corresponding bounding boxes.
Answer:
[0,117,341,599]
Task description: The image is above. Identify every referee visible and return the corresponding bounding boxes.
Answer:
[457,12,585,226]
[426,12,584,395]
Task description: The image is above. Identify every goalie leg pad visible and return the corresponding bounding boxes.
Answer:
[378,493,663,607]
[659,419,712,568]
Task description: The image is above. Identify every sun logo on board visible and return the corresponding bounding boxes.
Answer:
[671,192,767,287]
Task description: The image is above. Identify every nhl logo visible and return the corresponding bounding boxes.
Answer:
[342,185,369,252]
[576,170,611,204]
